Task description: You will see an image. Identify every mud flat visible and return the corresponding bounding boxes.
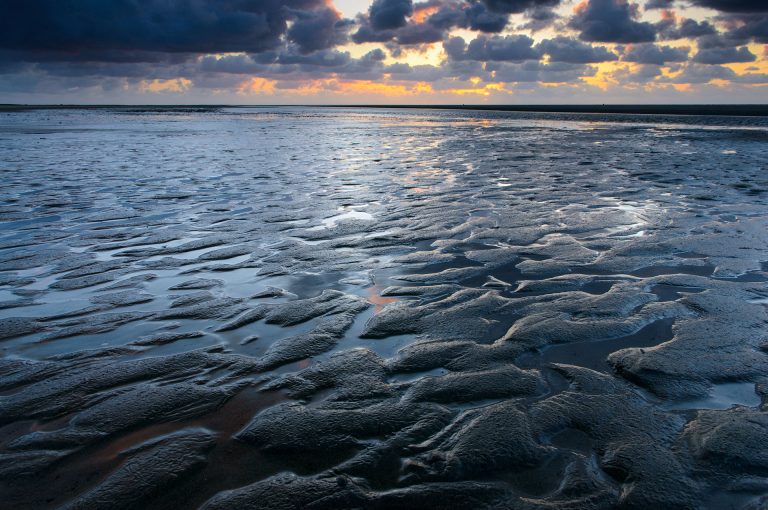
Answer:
[0,106,767,509]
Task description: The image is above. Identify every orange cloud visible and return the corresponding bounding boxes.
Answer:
[138,78,192,93]
[338,80,434,96]
[660,9,680,23]
[581,62,620,90]
[237,77,277,95]
[270,78,434,97]
[442,83,506,96]
[412,5,440,23]
[324,0,341,16]
[243,78,515,100]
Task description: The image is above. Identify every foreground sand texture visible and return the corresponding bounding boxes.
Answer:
[0,107,767,509]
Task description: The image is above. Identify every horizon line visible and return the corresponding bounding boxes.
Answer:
[2,103,768,117]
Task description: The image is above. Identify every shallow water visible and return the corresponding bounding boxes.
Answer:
[1,107,768,509]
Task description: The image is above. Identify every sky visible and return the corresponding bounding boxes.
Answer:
[1,0,766,104]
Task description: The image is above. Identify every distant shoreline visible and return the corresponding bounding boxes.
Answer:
[1,103,767,117]
[321,104,768,117]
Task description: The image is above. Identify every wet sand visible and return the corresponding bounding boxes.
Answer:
[0,106,767,509]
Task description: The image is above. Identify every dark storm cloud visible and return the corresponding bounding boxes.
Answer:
[569,0,656,43]
[520,5,560,31]
[26,60,193,80]
[479,0,560,14]
[622,44,689,64]
[200,54,266,74]
[199,47,388,81]
[463,3,511,32]
[351,0,568,48]
[276,48,355,67]
[287,8,352,54]
[657,17,717,40]
[696,32,755,50]
[0,48,194,65]
[0,0,344,61]
[693,46,756,64]
[444,35,541,61]
[426,1,510,33]
[537,37,618,63]
[688,1,768,13]
[352,0,511,46]
[352,21,444,46]
[393,23,446,44]
[1,0,764,97]
[350,24,396,44]
[648,0,768,45]
[645,0,673,8]
[722,14,768,44]
[369,0,414,30]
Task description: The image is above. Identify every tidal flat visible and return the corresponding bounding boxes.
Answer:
[0,106,767,509]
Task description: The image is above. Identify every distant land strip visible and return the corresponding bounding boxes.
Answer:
[2,104,768,117]
[319,104,768,117]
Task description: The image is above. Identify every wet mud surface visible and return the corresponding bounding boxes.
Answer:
[1,107,768,509]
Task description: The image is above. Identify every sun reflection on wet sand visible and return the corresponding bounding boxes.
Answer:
[367,285,398,314]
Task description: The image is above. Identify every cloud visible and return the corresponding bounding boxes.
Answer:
[199,48,388,82]
[391,21,446,44]
[645,0,673,8]
[353,0,511,46]
[663,63,736,83]
[723,14,768,44]
[487,60,595,82]
[569,0,656,43]
[427,1,511,33]
[622,43,689,64]
[445,35,541,61]
[733,72,768,84]
[520,5,560,31]
[0,0,344,61]
[1,0,766,102]
[288,8,351,54]
[369,0,414,30]
[479,0,560,14]
[609,63,664,83]
[462,3,510,32]
[693,46,756,64]
[657,17,717,40]
[688,1,768,13]
[538,37,618,63]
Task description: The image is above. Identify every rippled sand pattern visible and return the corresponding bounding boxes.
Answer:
[1,107,768,509]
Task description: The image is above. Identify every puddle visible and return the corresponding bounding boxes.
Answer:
[307,210,374,230]
[521,319,675,373]
[663,382,761,411]
[631,264,714,278]
[651,283,705,302]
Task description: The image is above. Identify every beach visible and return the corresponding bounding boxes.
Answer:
[1,106,767,509]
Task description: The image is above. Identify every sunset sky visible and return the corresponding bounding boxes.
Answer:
[1,0,766,104]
